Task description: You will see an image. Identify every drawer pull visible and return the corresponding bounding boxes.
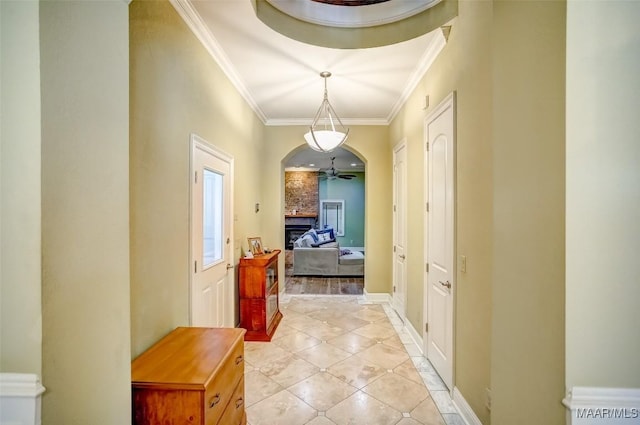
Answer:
[235,397,244,409]
[209,393,221,408]
[235,355,243,365]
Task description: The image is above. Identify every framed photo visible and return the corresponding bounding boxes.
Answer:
[247,237,264,255]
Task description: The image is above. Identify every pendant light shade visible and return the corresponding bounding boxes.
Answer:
[304,71,349,153]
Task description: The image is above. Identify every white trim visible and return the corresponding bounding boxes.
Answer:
[363,290,391,303]
[404,319,424,354]
[0,374,45,398]
[168,0,267,123]
[0,374,44,425]
[452,387,482,425]
[563,387,640,424]
[387,30,447,123]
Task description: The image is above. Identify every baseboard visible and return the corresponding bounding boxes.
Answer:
[363,290,391,303]
[563,386,640,424]
[452,387,483,425]
[0,373,45,425]
[404,319,424,354]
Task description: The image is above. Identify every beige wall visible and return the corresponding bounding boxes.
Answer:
[261,126,392,294]
[40,1,131,423]
[491,1,566,424]
[390,1,566,424]
[566,1,640,389]
[129,0,266,356]
[389,1,493,422]
[0,0,43,375]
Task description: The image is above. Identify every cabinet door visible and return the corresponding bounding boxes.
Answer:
[265,261,277,293]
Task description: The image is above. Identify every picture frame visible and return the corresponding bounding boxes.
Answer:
[247,237,264,255]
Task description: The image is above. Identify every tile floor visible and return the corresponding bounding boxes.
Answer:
[244,295,465,425]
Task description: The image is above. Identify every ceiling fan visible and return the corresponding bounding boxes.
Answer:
[319,157,357,180]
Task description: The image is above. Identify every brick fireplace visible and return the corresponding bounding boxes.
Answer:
[284,171,319,249]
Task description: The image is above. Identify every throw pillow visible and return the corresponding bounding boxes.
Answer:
[303,229,319,243]
[316,227,335,240]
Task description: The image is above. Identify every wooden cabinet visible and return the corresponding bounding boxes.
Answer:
[131,327,246,425]
[239,249,283,341]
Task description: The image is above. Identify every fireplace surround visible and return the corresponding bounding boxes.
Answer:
[284,215,317,249]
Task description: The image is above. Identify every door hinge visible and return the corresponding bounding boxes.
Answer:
[393,245,396,253]
[195,170,198,183]
[393,205,396,212]
[426,263,429,273]
[425,323,429,333]
[393,285,396,293]
[426,142,430,152]
[426,202,429,212]
[194,260,197,273]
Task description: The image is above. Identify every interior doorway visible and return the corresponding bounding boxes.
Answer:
[392,140,408,319]
[424,93,456,391]
[282,146,366,295]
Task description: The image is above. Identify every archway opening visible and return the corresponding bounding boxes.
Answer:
[281,145,367,295]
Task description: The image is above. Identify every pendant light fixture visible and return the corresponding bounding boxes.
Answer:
[304,71,349,153]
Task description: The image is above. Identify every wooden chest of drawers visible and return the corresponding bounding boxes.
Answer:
[131,327,246,425]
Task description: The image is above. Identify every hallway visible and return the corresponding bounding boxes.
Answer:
[244,296,464,425]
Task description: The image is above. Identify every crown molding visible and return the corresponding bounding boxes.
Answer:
[386,28,447,123]
[266,117,389,127]
[168,0,268,124]
[170,0,447,128]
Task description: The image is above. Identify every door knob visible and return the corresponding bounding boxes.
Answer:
[399,254,406,259]
[439,280,451,289]
[226,264,234,270]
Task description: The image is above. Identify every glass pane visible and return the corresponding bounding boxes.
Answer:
[203,169,223,267]
[322,200,344,236]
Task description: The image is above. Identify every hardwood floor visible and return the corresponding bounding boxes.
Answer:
[284,250,364,295]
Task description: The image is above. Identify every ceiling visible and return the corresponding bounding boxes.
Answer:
[286,147,364,172]
[171,0,448,167]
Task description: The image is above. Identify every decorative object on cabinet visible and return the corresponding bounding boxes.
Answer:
[131,327,246,425]
[247,236,264,255]
[239,249,283,341]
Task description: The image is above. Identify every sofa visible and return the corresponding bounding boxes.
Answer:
[292,228,364,276]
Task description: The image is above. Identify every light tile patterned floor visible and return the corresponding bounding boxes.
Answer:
[244,295,464,425]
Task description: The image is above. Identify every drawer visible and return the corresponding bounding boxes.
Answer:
[216,377,245,425]
[204,339,244,425]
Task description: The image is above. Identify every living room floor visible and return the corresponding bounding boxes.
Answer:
[284,250,365,295]
[244,296,465,425]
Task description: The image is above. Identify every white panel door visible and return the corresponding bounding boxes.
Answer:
[191,136,233,328]
[425,93,455,390]
[392,141,408,319]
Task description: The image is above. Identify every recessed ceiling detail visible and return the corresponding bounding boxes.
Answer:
[266,0,438,28]
[254,0,457,49]
[171,0,456,125]
[312,0,390,6]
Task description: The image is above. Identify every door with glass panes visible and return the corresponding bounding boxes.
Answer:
[191,136,233,327]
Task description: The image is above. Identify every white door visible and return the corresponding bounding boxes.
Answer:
[424,93,455,390]
[191,135,234,328]
[392,141,408,319]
